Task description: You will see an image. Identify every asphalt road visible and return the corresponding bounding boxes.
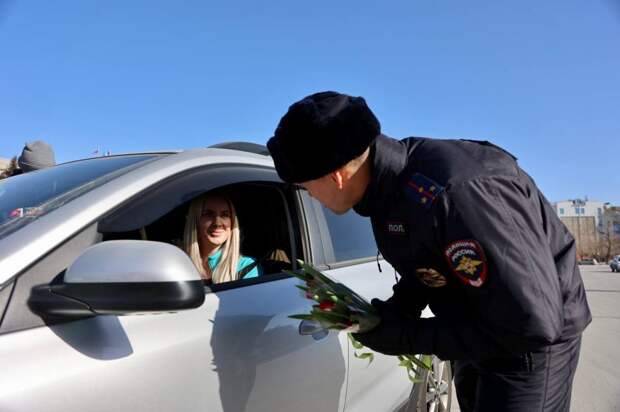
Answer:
[572,264,620,412]
[450,264,620,411]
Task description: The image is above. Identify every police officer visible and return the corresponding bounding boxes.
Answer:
[267,91,591,412]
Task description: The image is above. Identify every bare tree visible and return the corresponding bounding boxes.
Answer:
[598,221,620,261]
[0,156,18,180]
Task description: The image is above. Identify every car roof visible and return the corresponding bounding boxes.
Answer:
[58,141,271,165]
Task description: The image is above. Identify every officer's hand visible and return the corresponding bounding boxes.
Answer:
[352,298,417,356]
[389,275,428,319]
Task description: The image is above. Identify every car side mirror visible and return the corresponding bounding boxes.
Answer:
[29,240,205,318]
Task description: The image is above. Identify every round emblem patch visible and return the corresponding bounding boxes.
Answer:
[415,268,447,288]
[444,239,487,287]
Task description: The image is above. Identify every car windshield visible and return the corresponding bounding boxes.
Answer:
[0,155,160,239]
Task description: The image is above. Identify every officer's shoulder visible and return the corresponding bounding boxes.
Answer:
[402,137,518,186]
[399,137,520,209]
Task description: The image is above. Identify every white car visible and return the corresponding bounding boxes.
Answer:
[0,142,451,412]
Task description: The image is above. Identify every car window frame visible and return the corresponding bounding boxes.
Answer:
[99,163,313,292]
[306,195,379,269]
[295,190,333,268]
[99,163,279,232]
[205,181,305,292]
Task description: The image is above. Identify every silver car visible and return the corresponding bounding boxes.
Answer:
[0,143,451,412]
[610,256,620,272]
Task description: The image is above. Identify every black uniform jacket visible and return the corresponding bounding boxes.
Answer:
[353,135,592,360]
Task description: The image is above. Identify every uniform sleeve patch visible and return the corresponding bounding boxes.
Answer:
[444,239,487,287]
[404,173,444,209]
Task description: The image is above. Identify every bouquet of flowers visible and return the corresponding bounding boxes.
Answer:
[287,260,431,382]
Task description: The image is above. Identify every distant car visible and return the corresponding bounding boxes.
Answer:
[579,258,597,265]
[610,257,620,272]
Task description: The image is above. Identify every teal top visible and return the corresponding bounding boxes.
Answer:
[207,248,260,279]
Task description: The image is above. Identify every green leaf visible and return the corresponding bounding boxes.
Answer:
[300,260,337,286]
[284,269,312,282]
[353,351,374,366]
[329,283,376,312]
[351,341,364,350]
[404,355,431,372]
[348,333,364,349]
[311,310,351,323]
[354,352,374,361]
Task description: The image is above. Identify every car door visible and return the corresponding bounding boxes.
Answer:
[0,162,349,412]
[0,278,348,412]
[300,193,417,412]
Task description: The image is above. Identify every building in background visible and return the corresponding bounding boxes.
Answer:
[600,206,620,259]
[554,199,607,232]
[554,199,620,260]
[602,206,620,236]
[560,216,598,258]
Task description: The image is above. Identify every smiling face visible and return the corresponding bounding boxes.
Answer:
[198,196,233,250]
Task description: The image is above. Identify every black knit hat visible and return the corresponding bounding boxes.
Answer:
[18,140,56,172]
[267,91,380,183]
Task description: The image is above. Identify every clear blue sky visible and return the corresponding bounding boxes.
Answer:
[1,0,619,203]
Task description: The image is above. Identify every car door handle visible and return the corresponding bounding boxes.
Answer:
[298,319,329,340]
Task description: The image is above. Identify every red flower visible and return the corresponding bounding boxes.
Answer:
[9,208,24,218]
[319,301,335,311]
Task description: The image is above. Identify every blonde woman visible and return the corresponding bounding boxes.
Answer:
[184,192,260,284]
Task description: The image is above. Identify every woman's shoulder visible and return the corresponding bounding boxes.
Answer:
[239,255,257,265]
[238,255,260,278]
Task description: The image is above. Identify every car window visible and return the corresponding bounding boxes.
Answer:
[101,178,300,288]
[321,206,377,262]
[0,155,159,239]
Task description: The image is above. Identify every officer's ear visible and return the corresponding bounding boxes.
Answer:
[329,166,351,190]
[330,169,345,190]
[330,149,369,191]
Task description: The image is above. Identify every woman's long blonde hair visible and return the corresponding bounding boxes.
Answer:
[183,192,241,283]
